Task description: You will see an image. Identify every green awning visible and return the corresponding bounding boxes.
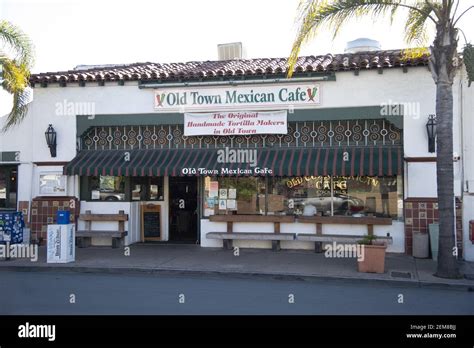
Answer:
[64,146,402,177]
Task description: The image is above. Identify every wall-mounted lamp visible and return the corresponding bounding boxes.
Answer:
[45,124,57,157]
[426,114,437,153]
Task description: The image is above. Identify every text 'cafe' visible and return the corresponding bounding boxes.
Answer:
[2,48,471,260]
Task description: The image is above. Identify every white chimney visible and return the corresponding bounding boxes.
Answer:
[218,42,246,60]
[344,38,381,53]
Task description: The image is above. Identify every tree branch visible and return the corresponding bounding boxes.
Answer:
[451,0,460,19]
[428,46,439,82]
[388,1,437,23]
[454,5,474,26]
[287,0,439,77]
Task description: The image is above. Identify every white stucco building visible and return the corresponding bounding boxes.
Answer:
[0,47,472,261]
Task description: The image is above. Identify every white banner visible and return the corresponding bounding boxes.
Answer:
[154,83,321,112]
[184,110,287,136]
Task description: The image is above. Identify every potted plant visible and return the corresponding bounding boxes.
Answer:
[357,235,387,274]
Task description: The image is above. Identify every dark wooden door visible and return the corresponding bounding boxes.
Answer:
[169,177,198,243]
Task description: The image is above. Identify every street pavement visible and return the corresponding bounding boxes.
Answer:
[1,270,473,315]
[1,244,473,289]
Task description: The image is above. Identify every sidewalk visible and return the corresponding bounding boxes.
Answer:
[1,244,473,290]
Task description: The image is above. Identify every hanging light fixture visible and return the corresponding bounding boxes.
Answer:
[44,124,57,157]
[426,114,437,153]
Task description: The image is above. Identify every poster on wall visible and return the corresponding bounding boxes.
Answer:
[227,199,236,210]
[219,199,227,210]
[39,173,67,196]
[209,182,219,197]
[207,197,216,208]
[228,189,237,199]
[204,177,211,191]
[219,189,228,199]
[204,208,214,217]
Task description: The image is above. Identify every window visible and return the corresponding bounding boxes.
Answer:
[0,166,18,210]
[332,176,401,218]
[89,176,127,201]
[267,176,333,216]
[203,175,403,220]
[80,176,164,201]
[269,176,402,219]
[131,177,147,201]
[203,177,266,216]
[131,177,164,201]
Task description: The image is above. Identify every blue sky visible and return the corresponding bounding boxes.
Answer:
[1,0,473,116]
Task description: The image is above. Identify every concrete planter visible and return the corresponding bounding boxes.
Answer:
[357,244,387,274]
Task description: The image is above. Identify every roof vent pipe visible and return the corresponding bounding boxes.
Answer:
[217,42,246,60]
[344,38,381,53]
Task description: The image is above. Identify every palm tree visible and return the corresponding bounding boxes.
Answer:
[288,0,473,279]
[0,20,34,131]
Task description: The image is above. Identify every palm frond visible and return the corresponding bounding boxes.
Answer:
[404,3,433,47]
[453,4,474,26]
[2,91,29,132]
[0,57,31,131]
[1,57,29,94]
[287,0,436,77]
[0,20,34,68]
[463,43,474,87]
[401,46,430,61]
[423,0,444,19]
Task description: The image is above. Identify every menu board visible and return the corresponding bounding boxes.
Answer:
[141,205,161,240]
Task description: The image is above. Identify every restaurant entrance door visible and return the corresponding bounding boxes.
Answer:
[169,177,198,243]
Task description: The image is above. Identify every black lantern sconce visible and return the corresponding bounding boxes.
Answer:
[426,114,437,153]
[45,124,57,157]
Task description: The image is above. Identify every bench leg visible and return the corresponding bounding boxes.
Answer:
[272,240,281,251]
[315,242,323,253]
[77,237,91,248]
[223,239,233,250]
[112,238,124,249]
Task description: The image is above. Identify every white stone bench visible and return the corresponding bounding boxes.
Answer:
[297,233,392,247]
[207,215,295,251]
[207,232,296,251]
[298,215,393,252]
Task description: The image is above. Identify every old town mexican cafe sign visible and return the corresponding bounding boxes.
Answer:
[153,83,321,112]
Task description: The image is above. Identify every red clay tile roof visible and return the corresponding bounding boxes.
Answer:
[30,49,429,86]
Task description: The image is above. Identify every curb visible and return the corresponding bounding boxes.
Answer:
[1,265,473,291]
